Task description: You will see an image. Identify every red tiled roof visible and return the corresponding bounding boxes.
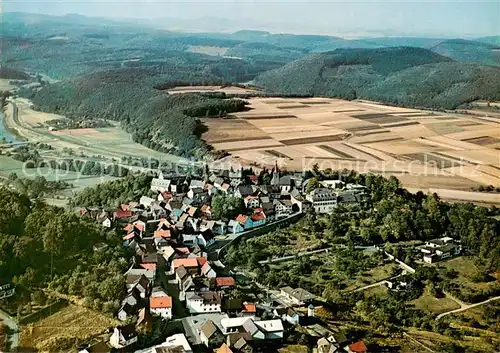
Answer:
[172,258,199,269]
[249,175,258,181]
[349,340,367,353]
[114,210,133,219]
[215,277,235,287]
[176,247,190,255]
[242,303,256,313]
[150,296,172,309]
[154,230,171,238]
[251,212,266,221]
[140,263,157,271]
[197,257,208,267]
[160,191,172,200]
[236,214,248,224]
[120,204,130,211]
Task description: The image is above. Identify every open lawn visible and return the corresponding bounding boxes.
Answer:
[438,257,498,292]
[203,97,500,203]
[20,305,117,352]
[409,286,461,314]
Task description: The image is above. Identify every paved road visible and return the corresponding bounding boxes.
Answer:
[436,295,500,320]
[0,309,19,351]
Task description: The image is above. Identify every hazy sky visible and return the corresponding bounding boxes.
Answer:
[3,0,499,37]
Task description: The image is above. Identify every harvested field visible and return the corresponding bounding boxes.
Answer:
[204,97,500,196]
[167,85,257,95]
[280,134,345,146]
[462,136,500,146]
[20,305,117,352]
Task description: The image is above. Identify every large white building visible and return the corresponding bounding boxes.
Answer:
[186,292,222,314]
[150,296,173,320]
[306,188,337,214]
[150,172,171,192]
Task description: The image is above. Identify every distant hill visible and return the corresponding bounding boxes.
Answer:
[254,47,500,109]
[0,67,29,80]
[477,36,500,46]
[429,39,500,66]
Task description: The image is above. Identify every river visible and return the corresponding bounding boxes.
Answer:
[0,110,18,143]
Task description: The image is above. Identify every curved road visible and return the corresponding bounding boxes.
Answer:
[0,309,19,350]
[436,295,500,320]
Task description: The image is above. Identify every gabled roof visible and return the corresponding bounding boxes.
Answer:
[150,296,172,309]
[197,257,208,267]
[200,320,219,339]
[236,214,248,224]
[175,265,188,280]
[242,303,256,313]
[216,343,233,353]
[172,258,199,269]
[348,340,367,353]
[215,277,235,287]
[254,319,283,333]
[154,229,171,238]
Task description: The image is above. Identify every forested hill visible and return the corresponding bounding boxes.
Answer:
[429,39,500,66]
[22,68,248,158]
[253,47,500,109]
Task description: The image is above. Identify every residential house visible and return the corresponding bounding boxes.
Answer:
[236,185,256,199]
[235,214,254,230]
[186,291,222,314]
[189,179,206,190]
[250,209,266,227]
[127,274,150,298]
[201,262,217,278]
[244,196,260,209]
[306,188,337,214]
[199,320,225,348]
[136,307,153,332]
[280,286,315,306]
[273,199,293,218]
[216,343,234,353]
[226,333,253,353]
[228,220,244,234]
[241,302,256,316]
[277,175,293,194]
[150,296,173,320]
[109,325,138,349]
[197,230,216,248]
[421,237,462,263]
[345,340,368,353]
[317,337,339,353]
[215,277,235,289]
[118,290,141,321]
[253,320,284,340]
[172,258,199,276]
[156,334,193,353]
[283,308,305,325]
[176,266,194,301]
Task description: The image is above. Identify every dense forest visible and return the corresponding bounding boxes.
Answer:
[20,70,248,157]
[0,188,131,315]
[254,47,500,109]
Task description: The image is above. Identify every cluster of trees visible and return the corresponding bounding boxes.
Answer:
[69,174,153,207]
[254,47,500,109]
[211,194,244,220]
[45,118,112,129]
[6,174,71,198]
[0,187,131,315]
[8,146,131,177]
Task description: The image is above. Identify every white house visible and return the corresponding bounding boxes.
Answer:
[254,319,284,340]
[101,217,112,228]
[140,196,155,208]
[155,333,193,353]
[150,296,173,320]
[109,325,138,348]
[201,262,217,278]
[185,291,221,314]
[273,199,293,218]
[306,188,337,214]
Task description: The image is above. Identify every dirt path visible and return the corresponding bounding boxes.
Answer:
[436,295,500,320]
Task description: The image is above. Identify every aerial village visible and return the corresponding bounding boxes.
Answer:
[77,165,462,353]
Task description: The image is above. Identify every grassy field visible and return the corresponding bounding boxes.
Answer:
[409,285,461,314]
[202,97,500,200]
[20,305,117,352]
[438,256,498,292]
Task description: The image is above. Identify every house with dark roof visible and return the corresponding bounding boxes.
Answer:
[186,291,222,314]
[199,320,224,348]
[109,325,138,349]
[280,286,315,306]
[421,237,462,263]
